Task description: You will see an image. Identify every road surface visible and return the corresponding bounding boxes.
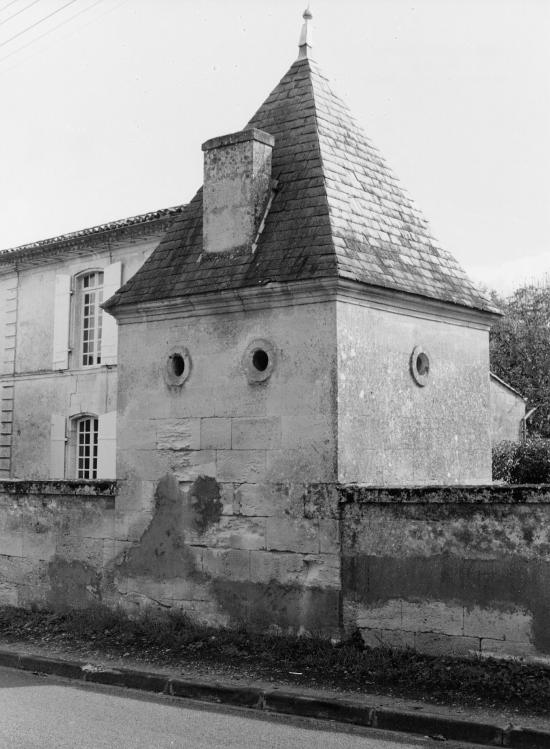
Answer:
[0,666,474,748]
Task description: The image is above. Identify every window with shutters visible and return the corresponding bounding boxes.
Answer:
[52,262,121,371]
[76,271,103,367]
[75,415,99,479]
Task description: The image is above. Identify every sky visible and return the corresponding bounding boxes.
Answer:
[1,0,549,294]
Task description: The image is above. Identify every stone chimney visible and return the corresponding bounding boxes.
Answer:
[201,128,275,254]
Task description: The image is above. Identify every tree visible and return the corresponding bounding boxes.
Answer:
[490,284,550,437]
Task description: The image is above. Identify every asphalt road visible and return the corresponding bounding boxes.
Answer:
[0,666,476,749]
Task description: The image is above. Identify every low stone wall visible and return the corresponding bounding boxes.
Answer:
[110,474,341,632]
[4,478,550,664]
[0,480,116,608]
[340,484,550,661]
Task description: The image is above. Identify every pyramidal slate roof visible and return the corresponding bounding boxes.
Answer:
[105,55,495,314]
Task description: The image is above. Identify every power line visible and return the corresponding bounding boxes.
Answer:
[0,0,42,26]
[0,0,79,50]
[0,0,21,15]
[0,0,127,73]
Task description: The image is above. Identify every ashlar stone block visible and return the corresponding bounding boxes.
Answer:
[201,418,231,450]
[216,450,266,483]
[156,419,201,451]
[463,605,532,642]
[202,548,251,581]
[401,601,464,637]
[231,417,282,450]
[266,517,319,554]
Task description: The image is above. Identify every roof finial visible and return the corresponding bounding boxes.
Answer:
[298,4,313,60]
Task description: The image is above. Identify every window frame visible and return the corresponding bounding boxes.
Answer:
[69,413,99,479]
[71,269,105,369]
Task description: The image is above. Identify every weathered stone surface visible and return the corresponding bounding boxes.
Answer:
[319,519,339,554]
[156,419,201,451]
[266,517,319,554]
[236,483,301,518]
[169,450,217,481]
[360,628,415,650]
[202,548,251,581]
[414,632,480,656]
[463,606,532,641]
[216,450,266,483]
[231,417,281,450]
[200,418,231,450]
[480,638,538,658]
[190,516,266,551]
[250,551,340,588]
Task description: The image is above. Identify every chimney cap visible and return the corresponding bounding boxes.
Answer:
[202,128,274,153]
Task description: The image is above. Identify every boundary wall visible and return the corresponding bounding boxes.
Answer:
[1,479,550,663]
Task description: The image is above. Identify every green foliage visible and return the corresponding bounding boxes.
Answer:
[492,438,550,483]
[490,285,550,437]
[1,604,550,713]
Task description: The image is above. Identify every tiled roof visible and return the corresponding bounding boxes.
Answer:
[105,58,495,314]
[0,206,184,265]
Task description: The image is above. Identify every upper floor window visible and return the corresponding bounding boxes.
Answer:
[78,271,103,367]
[52,262,121,372]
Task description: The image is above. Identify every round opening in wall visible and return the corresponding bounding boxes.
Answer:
[171,353,185,377]
[164,346,191,388]
[416,352,429,376]
[242,339,276,383]
[410,345,430,387]
[252,349,269,372]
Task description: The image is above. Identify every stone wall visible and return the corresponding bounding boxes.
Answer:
[336,300,492,484]
[5,477,550,665]
[341,484,550,661]
[110,474,340,632]
[0,480,115,608]
[113,301,341,629]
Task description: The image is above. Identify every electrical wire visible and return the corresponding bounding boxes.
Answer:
[0,0,20,15]
[0,0,42,26]
[0,0,128,73]
[0,0,79,49]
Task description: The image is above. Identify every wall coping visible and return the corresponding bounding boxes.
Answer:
[0,480,117,497]
[338,484,550,505]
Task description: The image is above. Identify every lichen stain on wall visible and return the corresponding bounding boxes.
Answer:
[47,556,101,609]
[342,554,550,652]
[114,474,216,581]
[342,497,550,653]
[211,578,340,632]
[112,473,336,632]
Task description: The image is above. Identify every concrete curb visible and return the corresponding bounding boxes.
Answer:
[1,648,548,747]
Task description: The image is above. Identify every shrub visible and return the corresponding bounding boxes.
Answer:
[493,438,550,483]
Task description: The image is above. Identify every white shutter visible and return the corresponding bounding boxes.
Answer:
[52,275,71,370]
[49,414,66,478]
[101,262,121,366]
[97,411,116,478]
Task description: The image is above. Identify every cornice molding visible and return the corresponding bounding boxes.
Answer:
[110,278,495,330]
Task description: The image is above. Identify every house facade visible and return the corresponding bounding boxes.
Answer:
[489,372,526,444]
[0,207,181,481]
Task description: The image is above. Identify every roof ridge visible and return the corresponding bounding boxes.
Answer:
[0,205,184,260]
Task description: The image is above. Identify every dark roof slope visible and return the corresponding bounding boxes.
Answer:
[106,57,495,314]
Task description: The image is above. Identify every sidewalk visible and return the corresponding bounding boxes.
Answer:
[0,639,549,747]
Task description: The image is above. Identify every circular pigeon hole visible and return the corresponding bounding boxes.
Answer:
[252,349,269,372]
[410,346,430,387]
[416,352,429,377]
[171,353,185,377]
[243,339,276,383]
[164,346,191,388]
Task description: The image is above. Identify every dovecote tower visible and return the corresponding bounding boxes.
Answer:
[103,9,498,628]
